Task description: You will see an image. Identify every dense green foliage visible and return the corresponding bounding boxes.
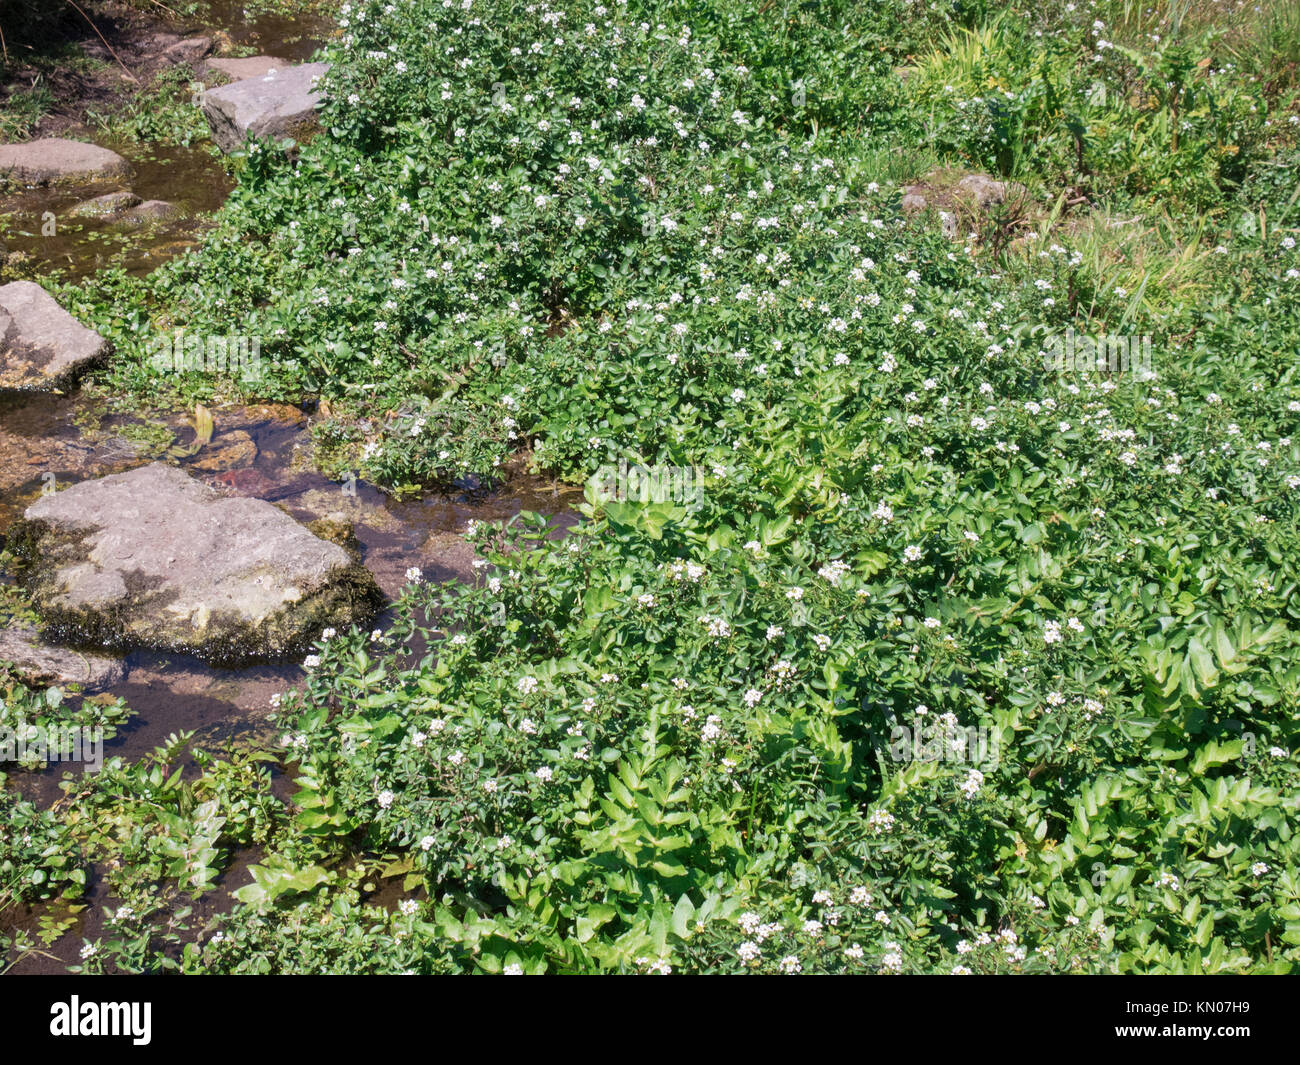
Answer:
[5,0,1300,974]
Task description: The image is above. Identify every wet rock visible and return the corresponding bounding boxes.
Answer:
[307,515,362,556]
[9,462,381,665]
[289,487,402,533]
[68,191,142,218]
[239,402,307,427]
[116,199,183,227]
[201,62,330,153]
[204,55,292,82]
[114,198,183,227]
[162,36,214,65]
[0,139,132,185]
[0,281,109,392]
[190,429,258,472]
[206,467,280,497]
[0,621,126,691]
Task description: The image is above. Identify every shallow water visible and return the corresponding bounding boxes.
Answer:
[199,0,335,63]
[0,392,579,973]
[0,394,581,811]
[0,142,234,283]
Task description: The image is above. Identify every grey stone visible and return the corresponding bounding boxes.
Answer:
[0,281,108,392]
[201,62,330,153]
[954,173,1025,210]
[10,462,380,664]
[0,138,132,185]
[68,191,142,218]
[900,191,927,214]
[205,55,292,82]
[162,36,214,64]
[0,622,126,691]
[116,199,183,226]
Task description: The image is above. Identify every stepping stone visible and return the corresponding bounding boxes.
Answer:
[0,622,126,692]
[204,55,292,82]
[10,462,380,665]
[201,62,330,153]
[68,191,142,218]
[0,281,109,392]
[115,199,182,226]
[0,138,132,185]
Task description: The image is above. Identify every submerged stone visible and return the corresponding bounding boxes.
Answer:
[68,191,142,218]
[0,621,126,691]
[10,462,381,665]
[115,199,183,227]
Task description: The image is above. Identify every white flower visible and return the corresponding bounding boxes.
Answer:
[406,567,423,582]
[377,790,395,809]
[517,676,539,695]
[744,688,763,707]
[535,766,554,783]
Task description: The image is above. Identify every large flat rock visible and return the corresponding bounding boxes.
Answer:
[0,138,132,185]
[0,281,109,392]
[10,462,380,664]
[201,62,329,153]
[0,622,126,691]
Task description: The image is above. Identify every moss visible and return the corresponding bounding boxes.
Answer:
[306,517,362,558]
